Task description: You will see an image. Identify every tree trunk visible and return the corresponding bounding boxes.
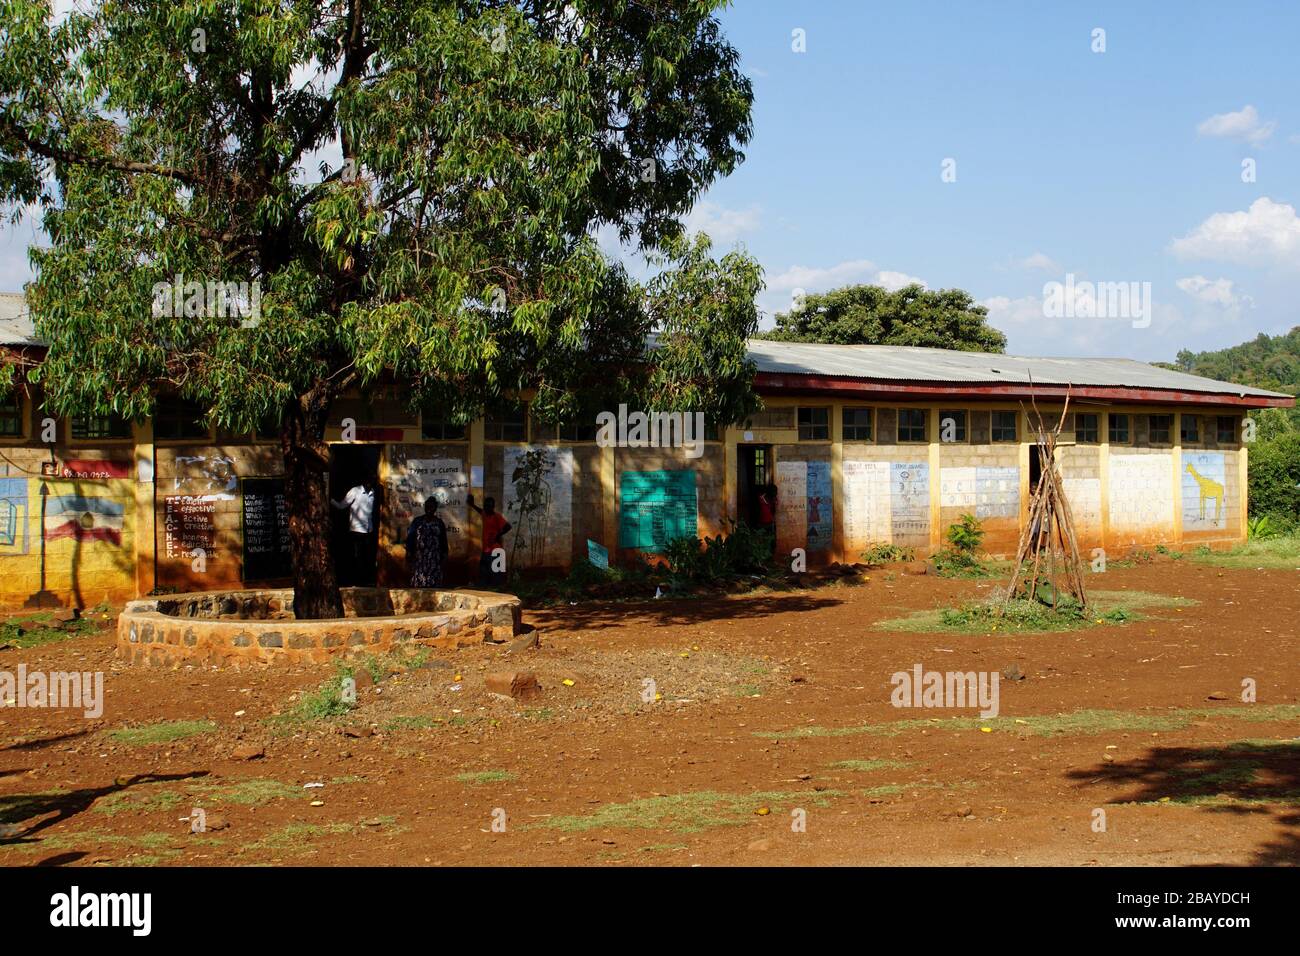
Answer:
[282,381,344,619]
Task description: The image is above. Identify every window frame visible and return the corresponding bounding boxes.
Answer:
[841,407,874,442]
[1075,412,1099,444]
[1179,414,1199,445]
[0,395,24,439]
[153,396,211,443]
[897,408,928,444]
[796,406,831,442]
[1108,413,1130,445]
[1216,415,1237,445]
[990,410,1018,444]
[939,409,967,443]
[484,403,528,443]
[1148,413,1173,445]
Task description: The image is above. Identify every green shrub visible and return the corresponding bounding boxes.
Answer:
[860,542,915,564]
[945,513,985,554]
[666,521,774,585]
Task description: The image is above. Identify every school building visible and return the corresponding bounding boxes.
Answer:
[1,291,1293,610]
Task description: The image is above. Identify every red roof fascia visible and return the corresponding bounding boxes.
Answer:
[754,372,1296,409]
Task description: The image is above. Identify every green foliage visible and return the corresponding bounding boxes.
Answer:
[1244,429,1300,529]
[0,1,762,608]
[664,520,774,585]
[761,284,1006,353]
[938,599,1129,633]
[1247,515,1280,540]
[930,513,993,577]
[860,542,915,564]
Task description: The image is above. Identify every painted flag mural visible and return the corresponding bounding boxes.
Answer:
[44,494,126,545]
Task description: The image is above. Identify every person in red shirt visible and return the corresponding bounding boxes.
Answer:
[467,494,512,588]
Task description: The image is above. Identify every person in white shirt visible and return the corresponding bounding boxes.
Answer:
[331,477,377,586]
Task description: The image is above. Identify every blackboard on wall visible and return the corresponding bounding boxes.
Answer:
[242,477,291,580]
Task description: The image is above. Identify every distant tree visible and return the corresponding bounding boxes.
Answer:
[0,0,760,617]
[761,283,1006,353]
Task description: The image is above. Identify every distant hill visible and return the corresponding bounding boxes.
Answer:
[1161,327,1300,397]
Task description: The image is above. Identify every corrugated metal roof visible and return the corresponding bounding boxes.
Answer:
[0,292,38,346]
[747,339,1291,399]
[0,290,1291,400]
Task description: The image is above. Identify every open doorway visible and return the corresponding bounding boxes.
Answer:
[737,444,774,533]
[329,444,381,587]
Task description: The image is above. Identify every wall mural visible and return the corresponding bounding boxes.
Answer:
[391,458,468,550]
[1182,451,1227,531]
[842,460,891,550]
[940,465,1019,520]
[503,446,573,568]
[0,477,30,555]
[619,470,697,553]
[1108,452,1174,533]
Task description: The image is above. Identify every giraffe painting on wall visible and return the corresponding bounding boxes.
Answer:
[1182,452,1227,531]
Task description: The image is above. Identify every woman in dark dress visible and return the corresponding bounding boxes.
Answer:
[406,496,449,588]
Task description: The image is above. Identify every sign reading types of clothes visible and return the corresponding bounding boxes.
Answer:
[775,460,833,554]
[392,458,468,548]
[1182,451,1227,530]
[619,470,697,553]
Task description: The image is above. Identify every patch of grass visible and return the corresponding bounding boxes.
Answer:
[107,720,217,746]
[453,770,515,785]
[1190,536,1300,569]
[0,611,100,649]
[93,777,305,816]
[829,759,912,772]
[733,683,762,697]
[876,589,1196,635]
[758,704,1300,741]
[520,707,555,721]
[241,822,355,852]
[537,788,845,834]
[271,666,356,726]
[381,715,438,732]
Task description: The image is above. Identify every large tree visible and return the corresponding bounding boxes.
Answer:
[762,283,1007,353]
[0,0,761,617]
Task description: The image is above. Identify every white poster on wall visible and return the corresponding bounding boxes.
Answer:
[503,446,573,568]
[775,459,807,554]
[843,460,891,548]
[1108,453,1174,532]
[392,458,468,550]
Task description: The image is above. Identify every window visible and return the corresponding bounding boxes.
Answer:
[71,413,132,441]
[558,419,598,442]
[939,409,967,443]
[991,410,1017,443]
[484,403,526,442]
[797,407,830,441]
[1180,415,1199,444]
[1075,413,1099,444]
[842,407,873,441]
[154,397,209,441]
[0,396,22,437]
[420,414,468,441]
[1108,413,1130,444]
[1216,416,1237,444]
[1149,414,1173,444]
[897,408,927,443]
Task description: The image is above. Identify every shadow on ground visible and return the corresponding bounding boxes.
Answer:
[1068,740,1300,865]
[530,593,846,630]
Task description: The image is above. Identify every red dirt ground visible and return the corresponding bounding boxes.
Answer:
[2,560,1297,867]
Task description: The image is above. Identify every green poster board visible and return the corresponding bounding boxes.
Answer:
[619,470,697,552]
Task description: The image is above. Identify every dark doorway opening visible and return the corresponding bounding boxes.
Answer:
[1029,444,1044,494]
[737,444,774,530]
[329,444,381,587]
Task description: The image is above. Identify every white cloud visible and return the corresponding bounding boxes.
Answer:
[1012,251,1061,273]
[767,259,925,293]
[1176,275,1253,313]
[875,270,926,291]
[1196,105,1276,146]
[982,294,1046,326]
[683,201,761,245]
[1170,197,1300,267]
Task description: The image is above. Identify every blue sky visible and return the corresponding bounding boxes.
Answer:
[674,0,1300,360]
[3,1,1298,363]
